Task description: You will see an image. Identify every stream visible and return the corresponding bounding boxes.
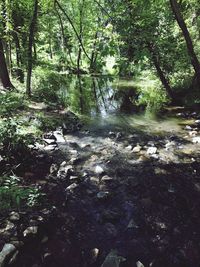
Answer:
[2,76,200,267]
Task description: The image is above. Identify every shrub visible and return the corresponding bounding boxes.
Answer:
[0,175,45,213]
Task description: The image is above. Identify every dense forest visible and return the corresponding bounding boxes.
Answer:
[1,1,200,267]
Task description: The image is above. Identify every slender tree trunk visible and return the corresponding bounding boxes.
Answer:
[77,47,82,71]
[26,0,38,96]
[170,0,200,83]
[0,38,13,89]
[147,43,174,100]
[90,31,98,72]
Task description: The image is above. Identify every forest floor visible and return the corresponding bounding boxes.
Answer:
[1,104,200,267]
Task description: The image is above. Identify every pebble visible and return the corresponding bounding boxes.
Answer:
[192,136,200,143]
[23,226,38,237]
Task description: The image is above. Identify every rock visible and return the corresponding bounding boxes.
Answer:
[136,261,145,267]
[195,119,200,124]
[97,191,110,199]
[10,241,24,249]
[147,147,157,155]
[69,157,79,165]
[89,248,99,264]
[185,125,192,130]
[80,143,91,149]
[0,244,17,267]
[101,175,113,182]
[116,132,122,140]
[132,145,141,153]
[192,136,200,143]
[57,164,74,179]
[101,250,126,267]
[49,163,59,174]
[23,226,38,237]
[66,183,78,193]
[95,165,104,175]
[9,212,20,222]
[44,144,57,151]
[53,130,65,143]
[43,138,56,145]
[108,131,115,138]
[127,219,139,229]
[126,145,133,151]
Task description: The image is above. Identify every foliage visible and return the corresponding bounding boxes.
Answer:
[136,71,170,112]
[0,92,25,116]
[0,174,45,213]
[0,117,35,157]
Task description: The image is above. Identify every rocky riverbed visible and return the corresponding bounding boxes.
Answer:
[1,108,200,267]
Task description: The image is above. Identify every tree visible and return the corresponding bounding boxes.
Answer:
[26,0,38,96]
[170,0,200,84]
[0,38,13,89]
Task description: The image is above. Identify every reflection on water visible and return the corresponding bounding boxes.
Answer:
[58,75,137,116]
[58,75,184,135]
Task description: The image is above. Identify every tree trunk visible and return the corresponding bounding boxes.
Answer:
[170,0,200,83]
[26,0,38,96]
[147,43,174,100]
[0,38,13,89]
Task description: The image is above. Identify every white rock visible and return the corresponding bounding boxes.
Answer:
[147,147,157,155]
[9,212,20,222]
[192,136,200,143]
[132,145,141,153]
[23,226,38,237]
[136,261,145,267]
[95,165,104,174]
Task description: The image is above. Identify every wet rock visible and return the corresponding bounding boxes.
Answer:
[127,219,139,229]
[69,157,80,165]
[101,175,113,182]
[66,183,78,193]
[43,138,56,145]
[109,131,116,138]
[95,165,105,175]
[0,244,17,267]
[9,212,20,222]
[80,143,91,149]
[132,145,142,153]
[44,144,57,151]
[23,226,38,237]
[136,261,145,267]
[185,125,192,130]
[89,248,99,264]
[116,132,122,140]
[53,130,65,143]
[126,145,133,151]
[10,241,24,249]
[192,136,200,143]
[57,164,74,179]
[49,163,59,174]
[0,221,15,238]
[101,250,126,267]
[97,191,110,200]
[147,147,157,155]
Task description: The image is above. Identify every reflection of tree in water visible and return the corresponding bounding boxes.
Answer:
[62,75,138,115]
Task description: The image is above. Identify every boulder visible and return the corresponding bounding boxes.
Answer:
[0,244,17,267]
